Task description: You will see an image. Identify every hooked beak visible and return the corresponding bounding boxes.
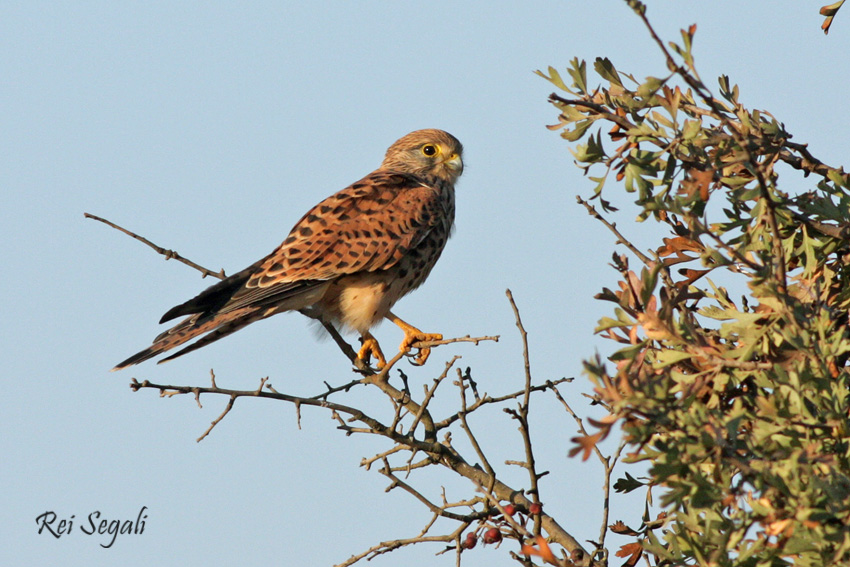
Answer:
[442,152,463,176]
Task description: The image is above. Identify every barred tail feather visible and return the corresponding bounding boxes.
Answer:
[111,307,258,371]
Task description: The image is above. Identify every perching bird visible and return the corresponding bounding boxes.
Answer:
[112,129,463,371]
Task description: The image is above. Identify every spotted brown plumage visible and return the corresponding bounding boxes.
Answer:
[112,129,463,370]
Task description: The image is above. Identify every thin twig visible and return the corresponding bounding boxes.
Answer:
[505,289,543,536]
[575,197,654,267]
[84,212,226,279]
[379,459,483,523]
[456,367,497,481]
[409,356,460,436]
[334,523,470,567]
[197,394,236,442]
[434,377,573,431]
[311,378,365,401]
[473,480,534,539]
[361,445,406,471]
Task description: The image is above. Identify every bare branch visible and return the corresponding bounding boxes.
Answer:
[197,394,235,442]
[576,196,655,268]
[505,289,543,535]
[311,377,365,401]
[434,377,574,431]
[380,458,484,523]
[84,212,226,279]
[456,367,497,482]
[409,356,460,437]
[334,523,469,567]
[361,444,406,471]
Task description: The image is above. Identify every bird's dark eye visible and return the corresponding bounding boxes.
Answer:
[421,144,439,157]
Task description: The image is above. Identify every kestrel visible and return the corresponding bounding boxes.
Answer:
[113,129,463,371]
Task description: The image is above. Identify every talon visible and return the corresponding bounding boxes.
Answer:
[387,311,441,366]
[357,334,387,369]
[401,331,443,365]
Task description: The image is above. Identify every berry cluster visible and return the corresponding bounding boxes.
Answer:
[459,501,544,552]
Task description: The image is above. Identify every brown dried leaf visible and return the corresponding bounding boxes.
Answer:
[661,252,697,268]
[626,270,642,295]
[628,324,640,344]
[569,431,603,461]
[753,302,775,314]
[615,541,644,567]
[678,168,714,201]
[658,236,704,256]
[604,328,632,344]
[637,310,672,341]
[765,518,792,537]
[821,1,845,34]
[675,268,711,288]
[546,115,570,130]
[520,535,560,565]
[610,521,640,536]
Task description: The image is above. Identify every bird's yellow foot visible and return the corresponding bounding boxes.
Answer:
[358,334,387,369]
[387,315,441,366]
[400,329,442,366]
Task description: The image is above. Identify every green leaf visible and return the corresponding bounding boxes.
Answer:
[653,350,694,368]
[682,118,702,140]
[594,57,624,88]
[595,316,629,333]
[569,130,606,163]
[560,118,595,142]
[827,167,849,188]
[534,66,570,93]
[609,342,646,361]
[614,472,645,493]
[718,74,739,103]
[636,76,667,99]
[567,57,588,93]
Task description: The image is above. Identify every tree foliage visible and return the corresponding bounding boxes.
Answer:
[539,2,850,565]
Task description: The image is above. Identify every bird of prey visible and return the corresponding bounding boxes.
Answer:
[113,129,463,371]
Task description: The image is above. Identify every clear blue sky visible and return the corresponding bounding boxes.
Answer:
[3,2,847,566]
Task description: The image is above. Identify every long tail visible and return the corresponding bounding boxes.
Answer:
[111,307,263,370]
[112,269,331,370]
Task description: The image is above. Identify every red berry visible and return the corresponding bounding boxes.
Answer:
[529,502,543,515]
[483,527,502,544]
[502,504,516,517]
[462,533,477,549]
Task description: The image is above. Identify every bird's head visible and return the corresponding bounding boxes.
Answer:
[381,129,464,185]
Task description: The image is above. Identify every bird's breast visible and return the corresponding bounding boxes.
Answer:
[316,271,399,334]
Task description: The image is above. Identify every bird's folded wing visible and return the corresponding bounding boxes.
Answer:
[221,171,449,313]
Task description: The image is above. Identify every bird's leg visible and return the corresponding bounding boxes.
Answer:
[358,332,387,369]
[386,312,442,366]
